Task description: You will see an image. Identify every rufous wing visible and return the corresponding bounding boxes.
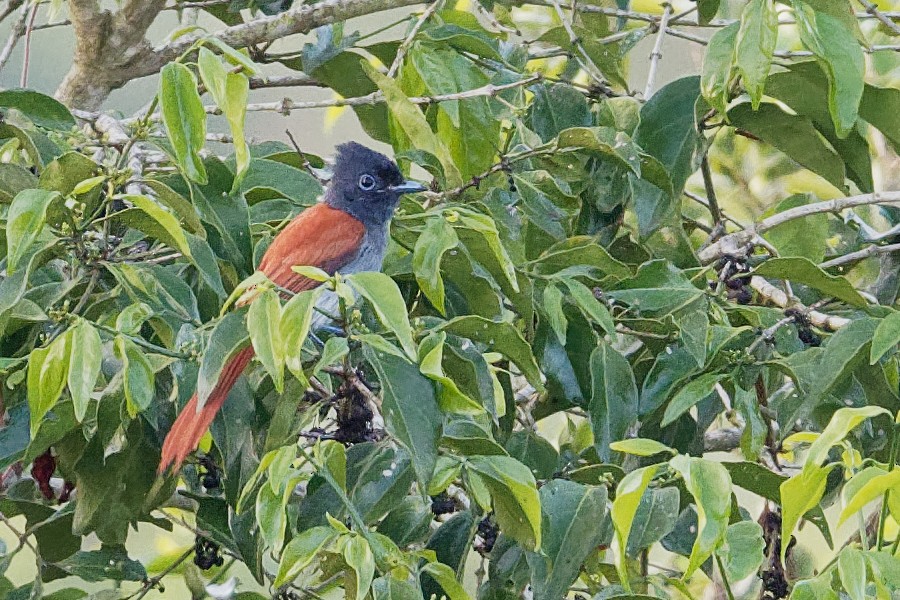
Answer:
[258,203,365,293]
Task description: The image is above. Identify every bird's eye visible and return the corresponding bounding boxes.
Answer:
[358,174,376,191]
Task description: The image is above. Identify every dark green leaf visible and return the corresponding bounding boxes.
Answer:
[590,343,638,461]
[727,103,846,191]
[752,257,867,307]
[364,347,441,491]
[413,217,459,316]
[197,309,249,408]
[0,89,75,130]
[528,480,608,600]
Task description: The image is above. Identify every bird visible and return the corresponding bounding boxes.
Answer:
[158,142,426,473]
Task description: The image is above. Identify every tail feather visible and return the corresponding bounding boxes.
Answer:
[159,346,255,474]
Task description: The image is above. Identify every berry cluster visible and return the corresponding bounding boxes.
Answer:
[194,537,224,570]
[429,492,456,517]
[474,516,498,556]
[198,454,221,491]
[715,256,753,304]
[784,308,822,347]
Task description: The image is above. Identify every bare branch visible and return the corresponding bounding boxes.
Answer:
[643,3,672,98]
[757,191,900,233]
[249,73,322,89]
[750,276,851,330]
[820,243,900,270]
[0,2,27,73]
[856,0,900,36]
[144,0,425,81]
[387,0,442,78]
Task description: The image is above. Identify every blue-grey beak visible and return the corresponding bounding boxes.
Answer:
[390,180,427,194]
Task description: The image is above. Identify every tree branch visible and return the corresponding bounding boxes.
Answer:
[643,3,672,98]
[820,243,900,270]
[143,0,425,82]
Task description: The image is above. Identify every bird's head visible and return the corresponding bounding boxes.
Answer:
[325,141,426,227]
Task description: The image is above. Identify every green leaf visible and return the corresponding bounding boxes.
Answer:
[55,547,146,582]
[418,332,483,414]
[698,0,722,24]
[420,562,470,600]
[420,23,504,62]
[27,332,70,436]
[859,84,900,154]
[280,288,323,386]
[159,62,208,184]
[838,468,900,525]
[452,207,520,292]
[197,309,249,408]
[467,455,542,551]
[121,194,194,258]
[67,319,102,422]
[6,189,59,274]
[734,0,777,109]
[608,260,703,314]
[530,236,631,280]
[765,63,873,193]
[661,372,727,427]
[347,272,417,360]
[626,487,680,557]
[633,76,702,237]
[363,61,461,187]
[344,535,375,600]
[557,127,641,175]
[247,288,284,392]
[527,82,592,142]
[793,2,865,138]
[542,284,568,346]
[438,316,543,391]
[115,337,156,417]
[611,465,662,587]
[871,310,900,363]
[364,347,441,491]
[528,479,608,600]
[719,521,765,582]
[779,464,832,562]
[727,103,846,190]
[762,194,830,262]
[838,547,866,600]
[562,278,616,336]
[413,216,459,316]
[590,343,638,461]
[513,171,580,240]
[669,455,732,577]
[805,406,889,468]
[198,47,250,186]
[701,23,739,115]
[256,482,286,550]
[0,89,75,130]
[609,438,676,456]
[0,163,38,203]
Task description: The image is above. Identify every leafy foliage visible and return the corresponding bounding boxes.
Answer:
[0,0,900,598]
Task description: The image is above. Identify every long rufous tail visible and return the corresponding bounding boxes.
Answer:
[159,346,255,474]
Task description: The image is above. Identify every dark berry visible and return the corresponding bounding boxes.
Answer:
[735,288,753,305]
[475,516,498,556]
[798,328,822,347]
[430,493,456,516]
[194,537,223,570]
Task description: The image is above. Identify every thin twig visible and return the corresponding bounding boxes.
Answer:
[757,191,900,233]
[386,0,442,78]
[700,155,722,228]
[18,0,37,87]
[285,129,328,185]
[643,3,672,98]
[548,0,608,85]
[128,547,194,600]
[856,0,900,36]
[0,2,27,73]
[750,276,850,330]
[820,242,900,269]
